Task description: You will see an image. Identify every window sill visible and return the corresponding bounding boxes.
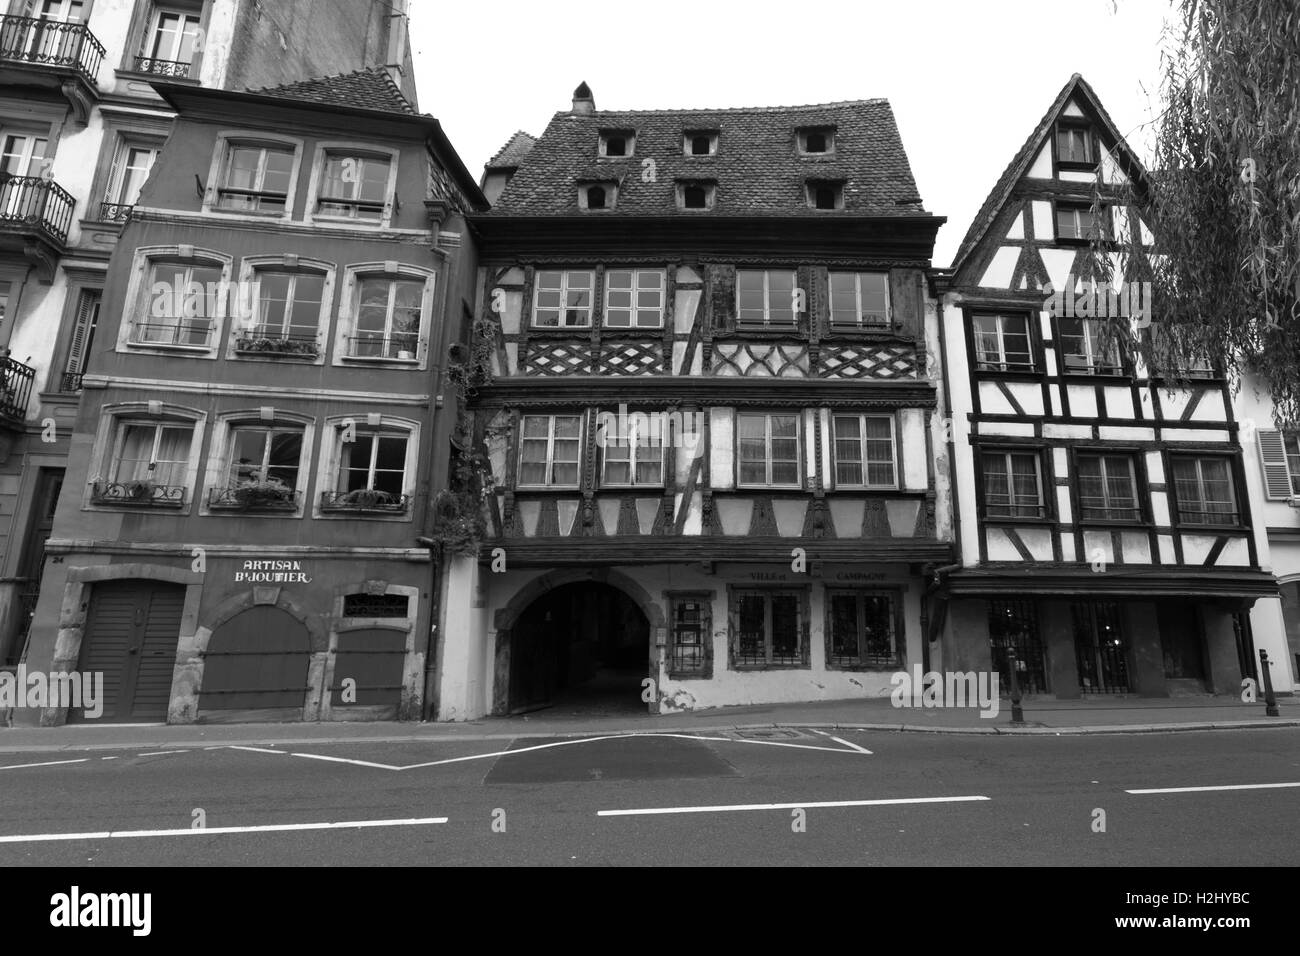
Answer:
[730,663,812,671]
[125,341,213,354]
[975,366,1041,378]
[515,485,583,493]
[826,663,902,672]
[666,670,713,681]
[339,354,420,365]
[1174,521,1246,533]
[982,515,1053,524]
[528,324,595,333]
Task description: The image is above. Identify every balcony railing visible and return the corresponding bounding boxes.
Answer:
[345,334,419,360]
[133,55,192,77]
[232,329,320,357]
[0,175,75,245]
[99,201,133,222]
[0,355,35,424]
[131,318,214,348]
[320,490,410,514]
[91,480,187,508]
[209,487,301,511]
[0,14,105,80]
[59,370,83,392]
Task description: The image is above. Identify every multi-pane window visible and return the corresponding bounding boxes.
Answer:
[1171,456,1238,525]
[228,425,303,490]
[828,272,889,328]
[1077,453,1141,521]
[1056,126,1094,165]
[338,430,408,495]
[352,276,422,359]
[1287,436,1300,495]
[242,270,324,349]
[734,590,804,667]
[600,415,663,487]
[104,141,159,214]
[603,270,664,328]
[1055,203,1107,241]
[216,142,294,213]
[533,270,593,327]
[832,414,896,488]
[827,591,899,669]
[317,152,390,220]
[1058,318,1122,374]
[737,412,801,488]
[973,313,1034,371]
[736,269,797,326]
[110,422,193,488]
[668,595,710,676]
[140,7,202,74]
[140,261,222,346]
[982,450,1045,518]
[518,414,582,487]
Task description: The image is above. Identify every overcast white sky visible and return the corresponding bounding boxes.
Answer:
[409,0,1175,267]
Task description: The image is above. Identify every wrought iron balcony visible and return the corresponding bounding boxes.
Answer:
[232,329,320,357]
[0,175,75,246]
[98,201,133,222]
[0,14,104,80]
[208,486,301,511]
[320,490,411,514]
[59,371,84,392]
[130,318,214,348]
[91,480,187,508]
[0,355,34,426]
[132,55,192,78]
[345,334,419,360]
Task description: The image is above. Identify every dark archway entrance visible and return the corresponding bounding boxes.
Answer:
[509,581,649,715]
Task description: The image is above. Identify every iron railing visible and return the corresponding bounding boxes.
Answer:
[98,201,133,222]
[0,355,34,423]
[59,371,83,392]
[232,329,320,357]
[91,480,187,508]
[0,14,105,80]
[132,55,191,77]
[0,175,75,245]
[208,487,300,511]
[320,490,410,514]
[131,319,213,348]
[346,334,419,360]
[988,599,1050,694]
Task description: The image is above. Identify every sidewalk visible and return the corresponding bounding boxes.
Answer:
[2,694,1297,754]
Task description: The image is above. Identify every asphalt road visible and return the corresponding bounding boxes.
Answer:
[0,727,1296,866]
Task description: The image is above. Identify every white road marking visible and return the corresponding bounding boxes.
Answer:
[227,745,288,755]
[137,750,189,757]
[1126,781,1300,795]
[811,729,873,754]
[287,752,403,771]
[101,757,118,761]
[0,758,90,771]
[598,795,992,817]
[0,816,448,844]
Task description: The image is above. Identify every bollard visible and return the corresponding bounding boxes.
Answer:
[1007,647,1024,724]
[1259,649,1280,718]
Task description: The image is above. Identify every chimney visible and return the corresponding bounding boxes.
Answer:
[572,81,595,114]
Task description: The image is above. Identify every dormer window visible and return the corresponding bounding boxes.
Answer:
[808,181,843,210]
[798,127,835,155]
[599,130,635,158]
[678,181,715,210]
[1056,124,1095,168]
[579,182,616,211]
[684,131,718,156]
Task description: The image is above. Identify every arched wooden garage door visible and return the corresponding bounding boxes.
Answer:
[75,580,185,723]
[199,606,311,720]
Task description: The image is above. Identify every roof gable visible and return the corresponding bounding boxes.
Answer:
[249,67,417,115]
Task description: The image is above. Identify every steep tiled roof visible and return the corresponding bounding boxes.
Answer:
[491,98,927,217]
[250,67,417,115]
[486,131,537,170]
[949,73,1147,271]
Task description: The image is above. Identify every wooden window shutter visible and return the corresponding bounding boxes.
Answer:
[105,139,126,203]
[889,269,922,337]
[707,264,736,331]
[65,289,101,375]
[1257,429,1294,499]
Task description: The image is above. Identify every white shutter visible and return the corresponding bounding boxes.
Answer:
[1256,429,1294,499]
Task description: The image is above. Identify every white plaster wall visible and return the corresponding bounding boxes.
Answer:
[941,298,980,565]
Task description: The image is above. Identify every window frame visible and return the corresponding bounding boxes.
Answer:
[1053,200,1111,244]
[828,271,891,330]
[1074,450,1145,524]
[683,131,718,157]
[824,588,904,671]
[517,413,584,490]
[577,181,617,211]
[1168,453,1242,528]
[201,132,303,221]
[666,591,713,679]
[807,180,844,210]
[676,180,716,211]
[735,268,798,328]
[305,143,399,227]
[729,587,809,670]
[531,269,594,328]
[228,254,334,364]
[334,262,435,368]
[601,268,665,329]
[736,410,803,490]
[1054,122,1097,171]
[598,410,666,489]
[202,413,314,518]
[86,403,206,512]
[830,413,898,490]
[315,415,420,521]
[979,447,1048,521]
[971,311,1036,372]
[1056,316,1125,376]
[118,245,233,358]
[796,126,836,156]
[598,130,636,158]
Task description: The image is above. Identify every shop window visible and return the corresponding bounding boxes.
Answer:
[826,590,900,669]
[668,593,712,678]
[731,589,806,668]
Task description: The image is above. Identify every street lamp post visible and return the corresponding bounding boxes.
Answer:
[1007,647,1024,724]
[1259,649,1280,718]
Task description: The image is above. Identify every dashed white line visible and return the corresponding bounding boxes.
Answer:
[0,758,90,771]
[811,729,873,754]
[0,816,449,844]
[226,745,288,755]
[137,750,189,757]
[1126,781,1300,795]
[598,795,992,817]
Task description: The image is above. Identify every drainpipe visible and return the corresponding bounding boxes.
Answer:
[931,271,964,672]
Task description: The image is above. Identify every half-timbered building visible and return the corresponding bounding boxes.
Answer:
[934,74,1289,699]
[439,84,953,719]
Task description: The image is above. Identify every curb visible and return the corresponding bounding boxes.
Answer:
[1,717,1297,754]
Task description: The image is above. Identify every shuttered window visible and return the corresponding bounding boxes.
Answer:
[62,288,100,390]
[1257,429,1300,498]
